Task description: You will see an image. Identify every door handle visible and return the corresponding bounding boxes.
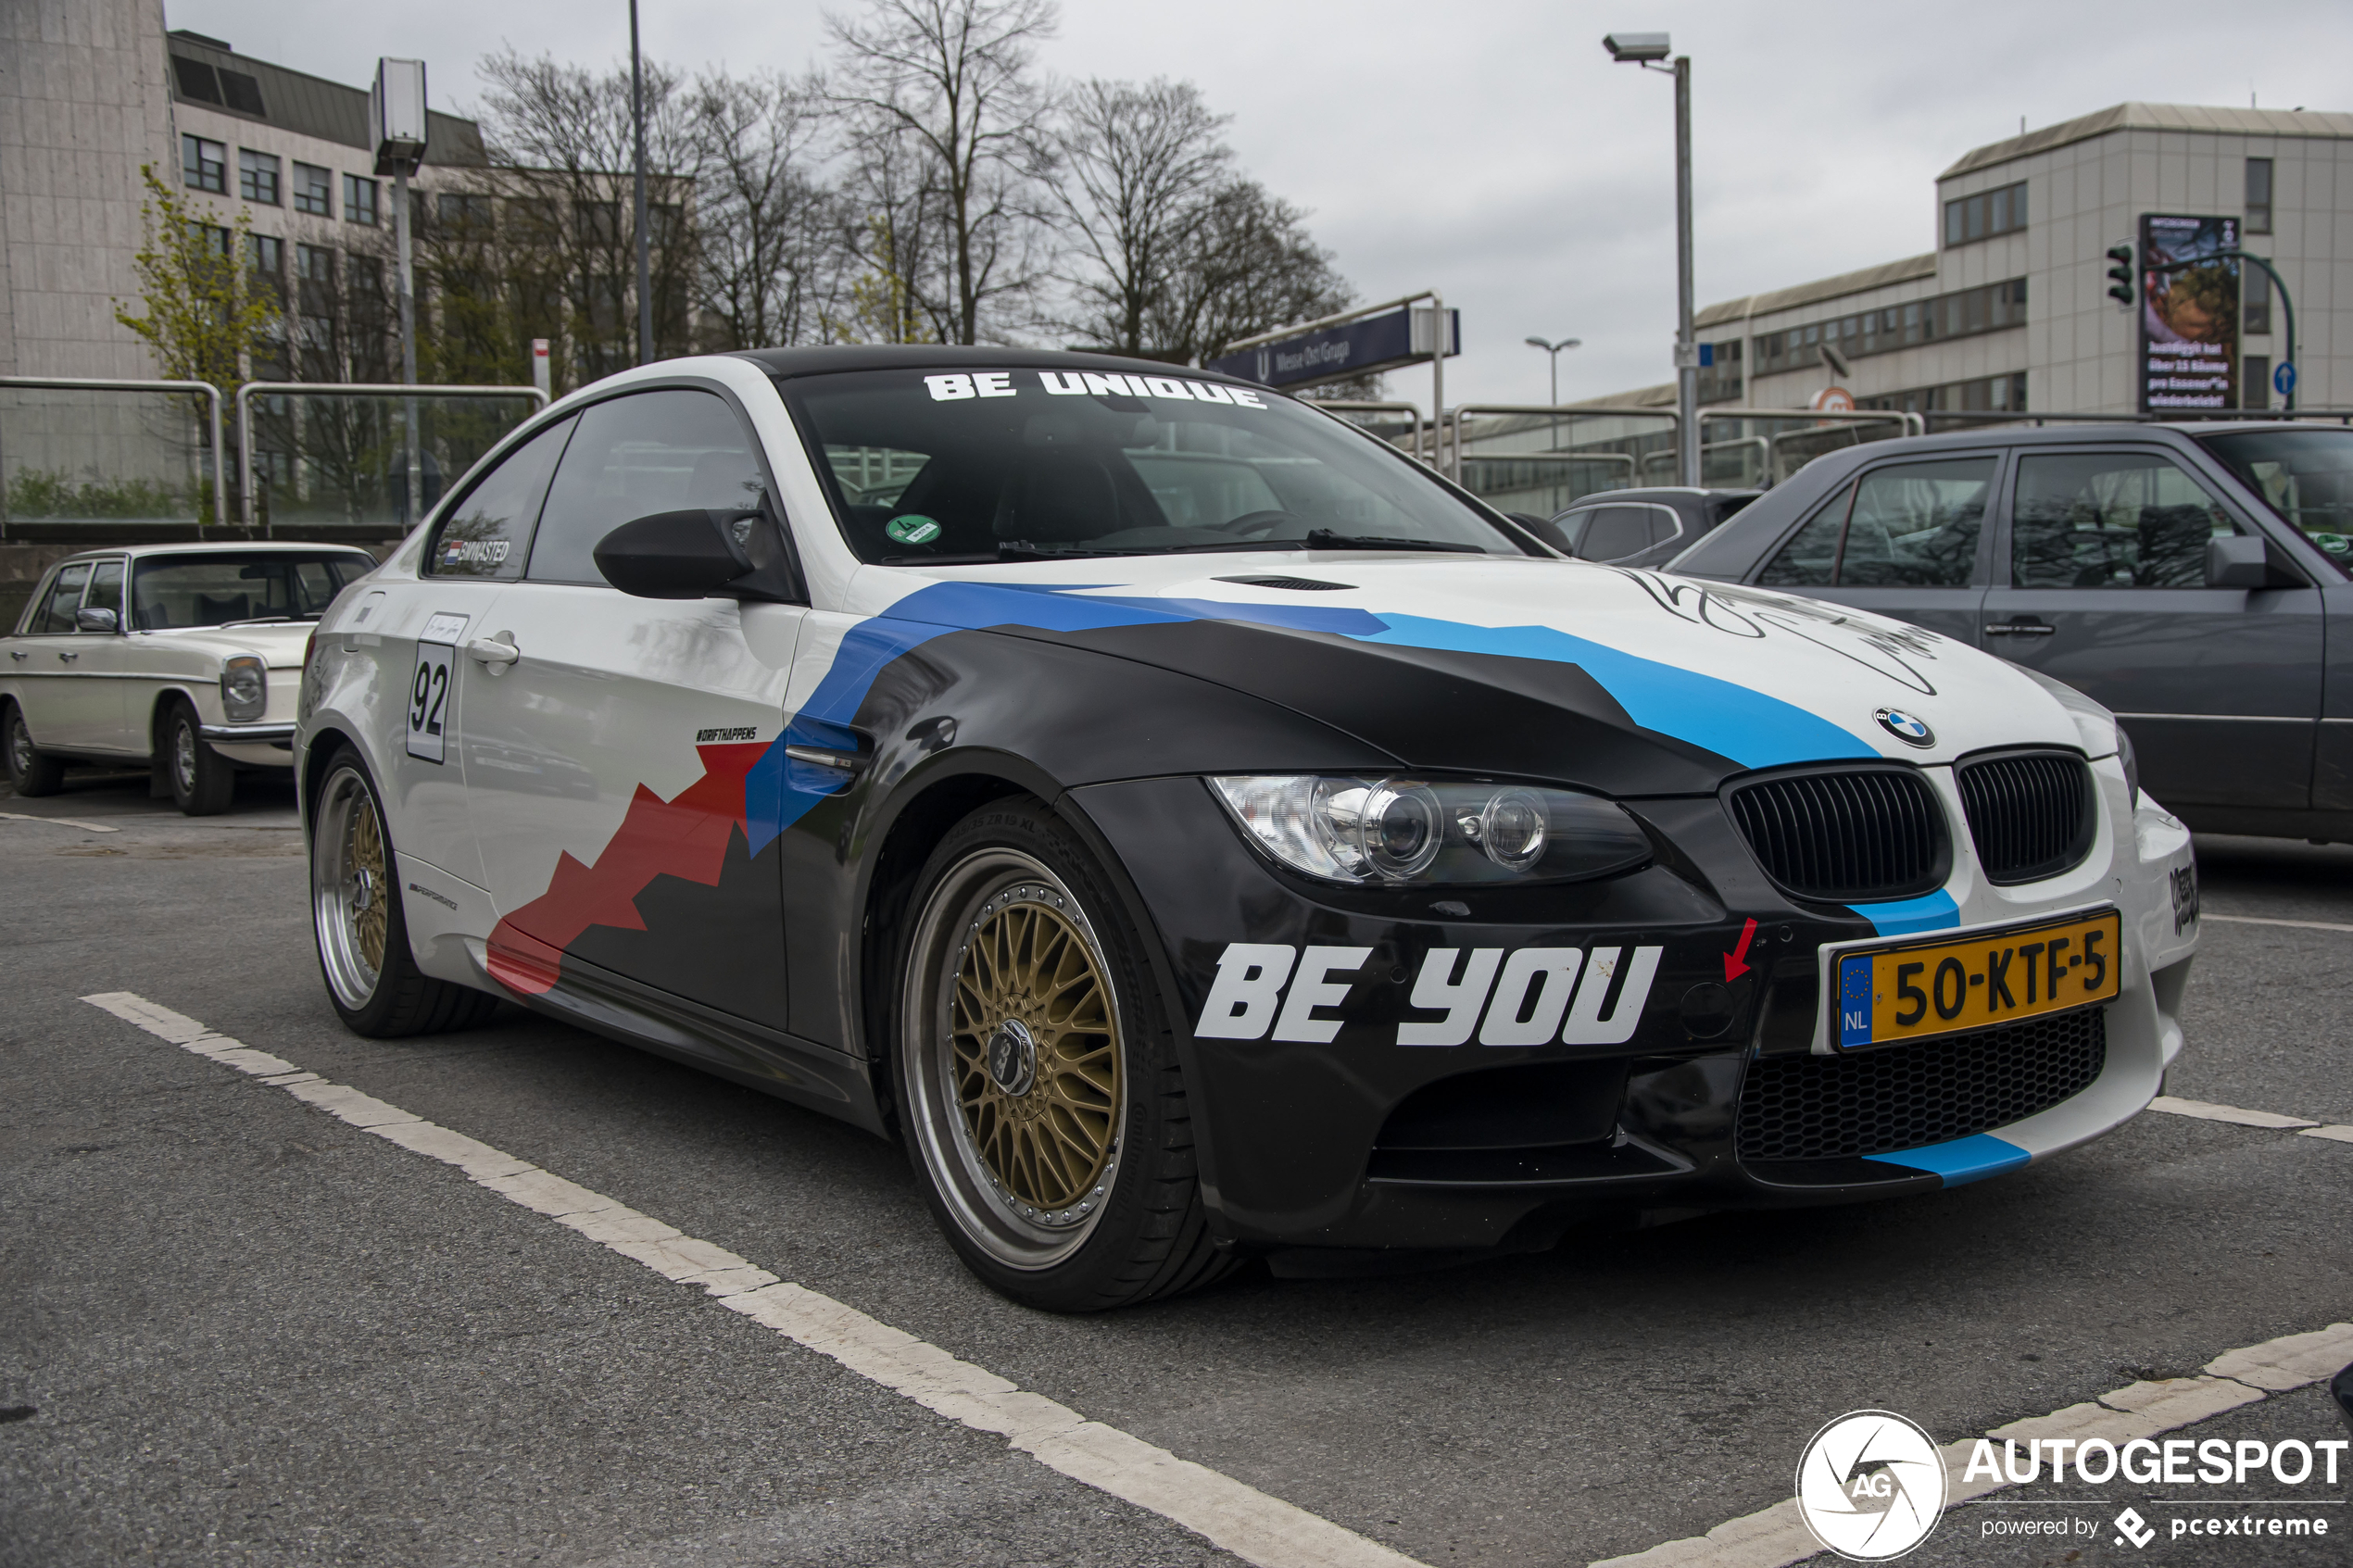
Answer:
[57,650,79,662]
[1983,621,2056,635]
[464,636,520,667]
[8,650,26,661]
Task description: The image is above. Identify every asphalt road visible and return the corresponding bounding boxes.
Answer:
[4,771,2348,1567]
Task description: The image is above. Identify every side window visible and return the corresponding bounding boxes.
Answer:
[1647,508,1684,547]
[529,389,766,585]
[426,415,578,580]
[1758,458,1994,587]
[2012,452,2240,590]
[1579,506,1655,562]
[30,563,94,633]
[1551,508,1597,554]
[85,560,126,621]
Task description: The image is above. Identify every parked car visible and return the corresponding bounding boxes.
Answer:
[1521,486,1760,569]
[1668,422,2353,843]
[1,542,378,813]
[298,347,2196,1310]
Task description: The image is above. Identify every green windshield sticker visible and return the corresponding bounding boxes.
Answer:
[886,514,943,546]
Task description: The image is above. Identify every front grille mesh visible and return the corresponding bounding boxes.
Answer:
[1957,751,2095,884]
[1728,768,1944,902]
[1736,1008,2107,1162]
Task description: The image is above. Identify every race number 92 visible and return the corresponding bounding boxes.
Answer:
[406,640,455,763]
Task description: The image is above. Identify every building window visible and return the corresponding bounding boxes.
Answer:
[1857,371,2028,417]
[238,148,280,206]
[219,69,266,117]
[292,162,333,217]
[182,134,226,194]
[344,175,380,227]
[2246,158,2274,235]
[1943,180,2027,247]
[172,56,222,104]
[1697,339,1743,403]
[436,192,495,232]
[246,232,283,284]
[2244,265,2271,336]
[2245,355,2271,411]
[187,222,233,259]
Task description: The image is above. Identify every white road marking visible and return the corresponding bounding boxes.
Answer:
[80,991,1426,1568]
[0,809,120,833]
[2204,912,2353,935]
[1592,1323,2353,1568]
[2147,1094,2353,1144]
[2148,1095,2320,1130]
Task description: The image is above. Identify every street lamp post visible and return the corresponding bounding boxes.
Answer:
[1604,31,1698,487]
[1524,335,1583,407]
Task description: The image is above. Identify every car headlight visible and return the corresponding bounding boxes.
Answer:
[1208,774,1651,885]
[220,655,268,722]
[2118,723,2141,811]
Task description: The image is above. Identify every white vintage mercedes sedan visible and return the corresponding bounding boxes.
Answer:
[2,541,378,813]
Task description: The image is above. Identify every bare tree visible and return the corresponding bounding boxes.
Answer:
[475,48,703,379]
[1144,179,1353,368]
[827,0,1058,345]
[689,70,849,349]
[1050,78,1231,357]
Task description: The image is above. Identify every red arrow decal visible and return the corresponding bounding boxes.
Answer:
[1723,917,1759,983]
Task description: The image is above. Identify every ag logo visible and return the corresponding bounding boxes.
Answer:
[1795,1410,1947,1561]
[1874,708,1934,747]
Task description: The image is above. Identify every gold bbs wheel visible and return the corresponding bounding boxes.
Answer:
[903,847,1126,1271]
[312,762,390,1010]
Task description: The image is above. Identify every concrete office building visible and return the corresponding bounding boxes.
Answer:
[1594,103,2353,419]
[0,0,484,384]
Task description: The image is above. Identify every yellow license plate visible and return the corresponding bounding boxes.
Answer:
[1834,908,2120,1049]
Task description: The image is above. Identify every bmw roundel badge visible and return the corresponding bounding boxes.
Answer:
[1874,707,1935,746]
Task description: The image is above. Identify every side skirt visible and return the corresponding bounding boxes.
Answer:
[500,950,891,1138]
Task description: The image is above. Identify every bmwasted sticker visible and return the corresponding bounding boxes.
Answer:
[1796,1410,1947,1561]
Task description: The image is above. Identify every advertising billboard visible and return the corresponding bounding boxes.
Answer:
[1205,305,1460,390]
[2139,214,2239,412]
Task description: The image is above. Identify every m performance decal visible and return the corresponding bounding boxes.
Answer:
[1192,942,1663,1047]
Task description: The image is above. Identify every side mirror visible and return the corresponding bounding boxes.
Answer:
[2205,533,2274,589]
[595,504,804,603]
[74,606,119,633]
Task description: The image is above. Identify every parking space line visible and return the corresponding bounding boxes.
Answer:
[2204,913,2353,935]
[78,990,1427,1568]
[0,810,120,833]
[2146,1094,2353,1144]
[1590,1324,2353,1568]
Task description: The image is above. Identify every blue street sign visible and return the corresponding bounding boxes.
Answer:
[1206,306,1460,389]
[2275,361,2297,397]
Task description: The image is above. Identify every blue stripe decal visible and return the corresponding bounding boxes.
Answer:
[741,580,1884,854]
[1864,1132,2030,1185]
[1350,615,1873,771]
[1856,888,1960,935]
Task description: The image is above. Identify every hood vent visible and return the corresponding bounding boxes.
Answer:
[1212,574,1354,592]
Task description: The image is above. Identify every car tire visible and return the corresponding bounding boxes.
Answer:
[894,796,1238,1312]
[3,701,66,797]
[310,745,500,1036]
[163,699,235,816]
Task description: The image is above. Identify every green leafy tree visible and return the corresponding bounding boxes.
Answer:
[112,164,282,397]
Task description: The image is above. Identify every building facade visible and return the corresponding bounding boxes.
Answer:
[1599,103,2353,419]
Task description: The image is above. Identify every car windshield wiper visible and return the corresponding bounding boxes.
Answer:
[1299,530,1487,554]
[217,614,301,627]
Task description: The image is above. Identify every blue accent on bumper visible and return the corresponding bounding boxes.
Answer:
[1856,888,1960,935]
[1865,1132,2030,1185]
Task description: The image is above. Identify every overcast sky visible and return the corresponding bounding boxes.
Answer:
[170,0,2353,410]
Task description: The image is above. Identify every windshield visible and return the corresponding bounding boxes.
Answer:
[2196,428,2353,575]
[776,366,1524,563]
[131,553,374,630]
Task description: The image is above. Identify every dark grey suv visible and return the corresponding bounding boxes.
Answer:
[1670,422,2353,842]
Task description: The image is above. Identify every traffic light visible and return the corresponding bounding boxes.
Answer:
[2105,244,2135,307]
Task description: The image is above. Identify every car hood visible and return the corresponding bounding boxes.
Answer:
[134,621,314,669]
[843,553,2099,794]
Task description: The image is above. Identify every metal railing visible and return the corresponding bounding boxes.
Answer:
[1311,399,1428,464]
[0,376,227,537]
[235,382,547,533]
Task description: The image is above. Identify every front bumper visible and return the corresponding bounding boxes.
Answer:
[1071,771,2197,1256]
